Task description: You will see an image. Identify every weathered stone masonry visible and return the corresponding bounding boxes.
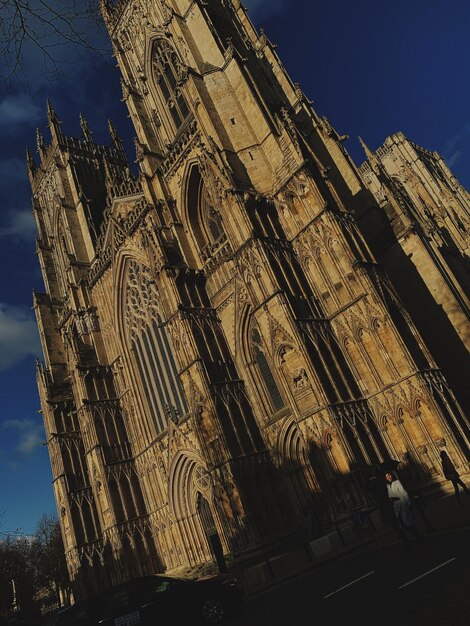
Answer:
[28,0,469,597]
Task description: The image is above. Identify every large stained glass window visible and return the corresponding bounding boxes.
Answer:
[126,260,187,433]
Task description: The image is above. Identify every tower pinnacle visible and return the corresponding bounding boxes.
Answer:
[26,147,37,180]
[359,136,382,175]
[46,99,63,142]
[79,113,93,142]
[108,118,125,158]
[358,136,375,161]
[36,128,47,159]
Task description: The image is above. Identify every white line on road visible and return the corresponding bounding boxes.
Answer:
[398,558,457,589]
[323,571,375,599]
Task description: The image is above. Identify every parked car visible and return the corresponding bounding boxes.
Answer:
[55,573,244,625]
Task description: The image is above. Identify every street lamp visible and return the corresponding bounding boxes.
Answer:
[11,578,19,613]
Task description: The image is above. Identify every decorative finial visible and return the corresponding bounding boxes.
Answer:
[358,136,375,161]
[359,136,383,176]
[46,99,63,142]
[108,118,124,156]
[79,113,93,142]
[108,119,118,141]
[26,147,37,173]
[36,128,46,156]
[102,155,115,196]
[46,99,57,123]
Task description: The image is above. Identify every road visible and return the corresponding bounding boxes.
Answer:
[230,528,470,626]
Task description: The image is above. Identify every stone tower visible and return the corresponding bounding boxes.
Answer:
[30,1,469,597]
[358,133,470,414]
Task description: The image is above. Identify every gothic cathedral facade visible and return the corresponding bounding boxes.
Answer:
[29,0,469,597]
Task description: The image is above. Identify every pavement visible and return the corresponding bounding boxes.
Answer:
[11,493,470,626]
[230,491,470,601]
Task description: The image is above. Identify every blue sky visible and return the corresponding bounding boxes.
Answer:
[0,0,469,536]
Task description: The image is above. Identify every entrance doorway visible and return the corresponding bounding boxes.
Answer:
[196,492,227,573]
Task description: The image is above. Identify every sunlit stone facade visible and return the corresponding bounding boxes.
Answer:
[358,133,470,415]
[29,0,469,598]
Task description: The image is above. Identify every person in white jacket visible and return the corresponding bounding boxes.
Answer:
[385,471,422,543]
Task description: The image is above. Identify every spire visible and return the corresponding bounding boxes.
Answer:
[108,118,125,157]
[359,136,381,176]
[358,136,375,161]
[79,113,93,142]
[26,147,37,180]
[46,99,63,142]
[102,154,115,198]
[46,99,56,124]
[36,128,47,160]
[108,118,118,142]
[26,146,36,169]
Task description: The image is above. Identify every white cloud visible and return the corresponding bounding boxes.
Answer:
[0,94,41,129]
[0,208,37,240]
[1,419,44,456]
[446,151,462,169]
[0,304,42,371]
[443,124,470,169]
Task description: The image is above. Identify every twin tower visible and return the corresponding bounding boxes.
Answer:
[28,0,470,596]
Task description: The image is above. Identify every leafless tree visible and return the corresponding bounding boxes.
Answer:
[0,510,22,538]
[0,0,109,83]
[31,513,70,608]
[0,513,70,618]
[0,534,35,618]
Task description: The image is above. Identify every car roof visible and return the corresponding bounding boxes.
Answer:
[58,573,209,613]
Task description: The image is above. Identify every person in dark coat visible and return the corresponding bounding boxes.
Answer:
[440,450,470,503]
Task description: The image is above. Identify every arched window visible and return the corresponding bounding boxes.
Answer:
[251,326,285,412]
[152,39,190,132]
[125,260,188,434]
[187,164,226,261]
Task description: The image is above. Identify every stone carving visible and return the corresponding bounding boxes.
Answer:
[292,368,310,391]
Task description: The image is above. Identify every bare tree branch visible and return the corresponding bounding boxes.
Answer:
[0,0,110,84]
[0,509,23,538]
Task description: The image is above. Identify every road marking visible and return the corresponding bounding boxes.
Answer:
[398,558,457,589]
[323,571,375,599]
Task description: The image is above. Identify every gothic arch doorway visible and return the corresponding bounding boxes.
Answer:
[277,420,327,536]
[169,452,228,571]
[196,492,227,573]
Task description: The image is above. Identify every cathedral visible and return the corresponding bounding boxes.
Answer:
[28,0,470,597]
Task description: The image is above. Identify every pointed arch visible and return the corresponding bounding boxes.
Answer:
[240,306,285,415]
[115,253,188,436]
[276,420,327,523]
[168,450,209,520]
[147,36,190,134]
[277,419,310,476]
[182,162,226,264]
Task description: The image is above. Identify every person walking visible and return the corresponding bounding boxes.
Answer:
[385,471,422,545]
[367,466,411,546]
[440,450,470,504]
